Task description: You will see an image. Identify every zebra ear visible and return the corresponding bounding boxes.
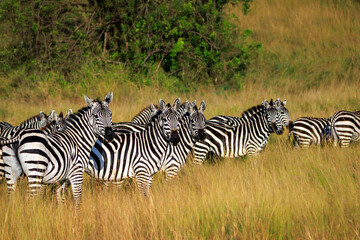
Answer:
[84,95,94,107]
[39,111,46,120]
[104,92,113,106]
[151,104,158,113]
[173,98,181,110]
[66,109,73,120]
[159,99,166,111]
[199,101,206,113]
[275,99,281,108]
[48,110,58,122]
[262,100,270,109]
[283,99,287,106]
[185,101,192,113]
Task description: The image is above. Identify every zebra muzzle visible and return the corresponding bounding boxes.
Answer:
[104,127,115,142]
[170,130,180,146]
[197,129,206,140]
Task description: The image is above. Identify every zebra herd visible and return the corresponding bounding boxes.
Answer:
[0,93,359,208]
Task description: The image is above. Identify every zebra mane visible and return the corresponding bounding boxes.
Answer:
[131,104,159,122]
[19,112,47,126]
[62,106,92,129]
[241,104,265,119]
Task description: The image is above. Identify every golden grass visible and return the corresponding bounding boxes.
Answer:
[1,82,360,239]
[1,0,360,238]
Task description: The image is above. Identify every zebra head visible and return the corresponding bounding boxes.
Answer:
[263,99,284,135]
[47,110,59,124]
[84,92,115,142]
[275,98,292,128]
[185,100,206,140]
[157,98,182,146]
[56,109,73,131]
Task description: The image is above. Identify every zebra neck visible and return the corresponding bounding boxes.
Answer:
[180,115,197,145]
[63,109,97,151]
[141,117,168,153]
[251,112,272,134]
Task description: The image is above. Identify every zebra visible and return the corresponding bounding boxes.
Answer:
[0,110,73,181]
[85,98,183,199]
[192,99,290,164]
[206,98,291,132]
[0,111,48,139]
[0,111,50,181]
[0,93,114,208]
[330,110,360,147]
[160,100,206,180]
[110,101,205,180]
[288,117,331,147]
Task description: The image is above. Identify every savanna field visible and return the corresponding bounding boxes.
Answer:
[1,0,360,239]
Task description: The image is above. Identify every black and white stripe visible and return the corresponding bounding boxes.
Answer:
[192,99,290,164]
[0,112,49,181]
[288,117,331,147]
[0,93,114,208]
[131,104,158,125]
[0,111,48,139]
[330,110,360,147]
[160,100,206,180]
[86,99,183,198]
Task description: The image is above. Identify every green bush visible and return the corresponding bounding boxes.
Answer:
[0,0,259,89]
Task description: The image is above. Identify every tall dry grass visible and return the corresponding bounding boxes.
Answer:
[1,0,360,239]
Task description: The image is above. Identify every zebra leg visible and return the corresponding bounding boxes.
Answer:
[135,172,153,205]
[68,167,84,210]
[164,165,180,181]
[193,142,211,164]
[2,145,23,194]
[56,181,69,204]
[339,138,351,148]
[331,126,339,147]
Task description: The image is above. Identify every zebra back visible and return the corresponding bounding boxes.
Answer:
[330,110,360,147]
[0,111,48,139]
[288,117,331,147]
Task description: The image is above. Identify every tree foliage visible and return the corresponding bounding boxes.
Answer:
[0,0,259,87]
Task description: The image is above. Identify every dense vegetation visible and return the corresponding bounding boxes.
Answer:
[0,0,258,90]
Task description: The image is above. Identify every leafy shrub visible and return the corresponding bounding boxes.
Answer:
[0,0,259,88]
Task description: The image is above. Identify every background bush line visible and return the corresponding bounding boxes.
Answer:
[0,0,258,91]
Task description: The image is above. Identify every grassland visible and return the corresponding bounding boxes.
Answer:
[1,0,360,239]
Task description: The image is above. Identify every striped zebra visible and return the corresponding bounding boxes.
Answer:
[160,100,206,180]
[207,99,291,132]
[0,110,72,181]
[330,110,360,147]
[0,111,50,181]
[288,117,331,147]
[110,101,204,180]
[0,93,114,208]
[0,111,48,139]
[192,99,290,164]
[86,98,183,199]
